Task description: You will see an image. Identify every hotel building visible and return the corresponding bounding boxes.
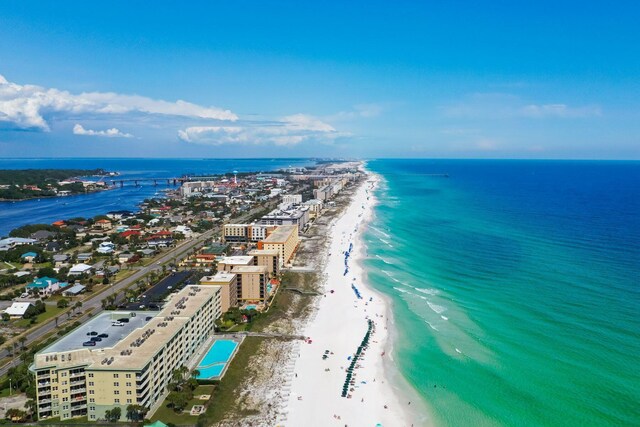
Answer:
[261,225,300,267]
[199,272,237,313]
[232,265,269,302]
[247,249,280,276]
[31,285,222,421]
[217,255,254,272]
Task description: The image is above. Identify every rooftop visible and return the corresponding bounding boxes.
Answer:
[33,285,220,371]
[264,225,298,243]
[247,249,280,256]
[231,265,268,274]
[218,255,254,266]
[201,272,236,284]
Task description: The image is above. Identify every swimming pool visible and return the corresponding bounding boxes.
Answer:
[196,339,239,380]
[245,304,257,310]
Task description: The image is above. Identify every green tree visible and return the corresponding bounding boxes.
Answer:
[37,267,56,278]
[125,404,147,422]
[166,391,189,412]
[105,406,121,422]
[57,298,69,308]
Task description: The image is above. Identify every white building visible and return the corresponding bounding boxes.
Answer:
[97,242,116,254]
[68,263,93,276]
[282,194,302,205]
[4,302,34,318]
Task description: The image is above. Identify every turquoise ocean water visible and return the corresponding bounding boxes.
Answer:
[364,160,640,427]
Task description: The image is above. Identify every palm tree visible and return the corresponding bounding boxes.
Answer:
[18,336,27,351]
[74,301,82,314]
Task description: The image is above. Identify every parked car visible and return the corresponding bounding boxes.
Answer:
[98,333,109,338]
[90,337,102,342]
[82,341,96,347]
[111,321,124,326]
[87,331,98,336]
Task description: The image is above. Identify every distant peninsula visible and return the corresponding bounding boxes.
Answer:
[0,168,116,201]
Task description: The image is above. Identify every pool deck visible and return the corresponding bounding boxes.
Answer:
[193,336,244,380]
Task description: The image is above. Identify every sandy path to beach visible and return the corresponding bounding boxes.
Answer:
[279,173,420,427]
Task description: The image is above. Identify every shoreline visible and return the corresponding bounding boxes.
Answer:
[280,168,429,426]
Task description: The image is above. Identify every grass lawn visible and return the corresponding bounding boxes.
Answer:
[198,337,264,425]
[13,305,65,328]
[151,405,199,425]
[150,385,214,425]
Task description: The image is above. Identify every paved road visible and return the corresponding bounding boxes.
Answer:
[0,229,214,375]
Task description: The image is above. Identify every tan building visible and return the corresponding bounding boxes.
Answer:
[247,249,280,276]
[217,255,254,272]
[231,265,269,302]
[261,225,299,266]
[30,285,222,421]
[200,272,238,313]
[222,223,250,243]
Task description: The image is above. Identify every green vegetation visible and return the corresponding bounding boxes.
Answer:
[165,366,200,413]
[196,338,264,426]
[0,169,108,200]
[104,407,121,422]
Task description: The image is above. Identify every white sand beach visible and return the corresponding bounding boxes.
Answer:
[279,171,427,427]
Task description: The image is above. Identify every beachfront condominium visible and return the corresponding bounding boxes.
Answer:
[261,225,300,267]
[247,248,280,276]
[30,285,222,421]
[232,265,269,302]
[199,272,238,313]
[217,255,254,272]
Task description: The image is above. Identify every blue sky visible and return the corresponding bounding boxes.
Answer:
[1,1,639,159]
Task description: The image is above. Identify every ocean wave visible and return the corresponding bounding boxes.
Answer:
[426,321,438,331]
[375,254,394,265]
[381,269,394,278]
[379,237,393,247]
[393,287,409,294]
[370,225,391,238]
[427,301,447,314]
[441,315,448,320]
[415,287,439,295]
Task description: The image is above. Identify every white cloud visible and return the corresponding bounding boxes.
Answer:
[442,93,601,119]
[519,103,601,118]
[0,74,237,131]
[178,114,343,146]
[73,124,133,138]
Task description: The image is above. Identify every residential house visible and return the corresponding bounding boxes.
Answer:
[62,284,86,297]
[4,302,34,318]
[119,230,141,241]
[26,276,60,296]
[94,219,113,230]
[145,231,173,248]
[30,230,56,242]
[45,241,62,252]
[0,237,37,251]
[68,263,93,276]
[77,253,93,263]
[53,254,70,268]
[20,252,38,263]
[97,241,116,254]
